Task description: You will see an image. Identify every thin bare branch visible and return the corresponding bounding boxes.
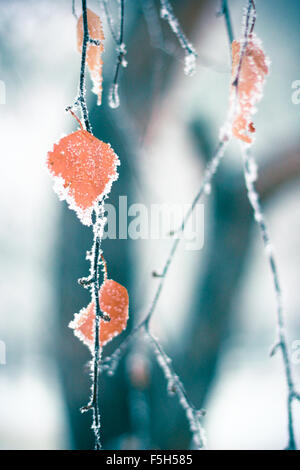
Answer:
[242,146,299,450]
[146,329,206,449]
[159,0,197,76]
[101,136,229,373]
[67,0,102,126]
[72,0,108,450]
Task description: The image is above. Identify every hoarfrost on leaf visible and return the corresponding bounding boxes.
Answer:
[47,129,119,225]
[230,33,269,144]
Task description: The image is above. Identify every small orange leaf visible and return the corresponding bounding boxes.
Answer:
[69,279,129,349]
[47,129,119,225]
[77,8,105,105]
[230,34,269,144]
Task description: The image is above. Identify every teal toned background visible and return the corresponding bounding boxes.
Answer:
[0,0,299,449]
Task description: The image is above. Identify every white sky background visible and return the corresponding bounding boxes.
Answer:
[0,0,299,450]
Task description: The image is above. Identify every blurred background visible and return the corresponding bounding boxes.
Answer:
[0,0,300,450]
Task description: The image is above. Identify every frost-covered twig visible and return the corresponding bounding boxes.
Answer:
[68,0,108,450]
[233,0,299,449]
[67,0,102,128]
[80,202,108,450]
[108,0,127,109]
[159,0,197,76]
[177,140,228,233]
[142,0,223,71]
[145,330,206,449]
[242,145,299,450]
[101,137,230,373]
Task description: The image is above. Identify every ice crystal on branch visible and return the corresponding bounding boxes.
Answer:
[108,83,120,109]
[103,0,126,109]
[147,332,206,449]
[241,145,300,448]
[184,52,197,77]
[160,0,197,76]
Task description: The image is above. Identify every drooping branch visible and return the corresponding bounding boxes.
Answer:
[69,0,110,450]
[242,146,300,449]
[145,330,206,449]
[80,201,110,450]
[228,0,300,450]
[101,136,229,371]
[78,0,92,132]
[67,0,102,129]
[101,136,230,448]
[99,0,244,447]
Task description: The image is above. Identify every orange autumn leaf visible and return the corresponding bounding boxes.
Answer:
[47,129,119,225]
[69,279,129,349]
[77,8,105,105]
[230,34,269,144]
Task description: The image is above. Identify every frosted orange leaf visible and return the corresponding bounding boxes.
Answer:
[69,279,129,349]
[47,129,119,225]
[77,8,105,105]
[230,34,269,144]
